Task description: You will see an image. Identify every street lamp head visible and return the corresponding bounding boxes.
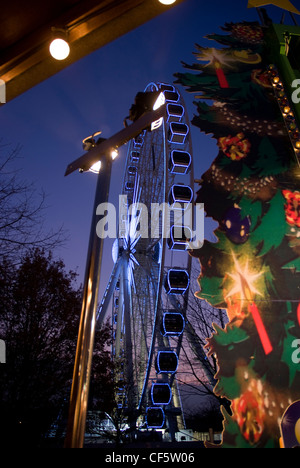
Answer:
[89,161,102,174]
[153,92,166,110]
[81,132,118,173]
[124,90,166,126]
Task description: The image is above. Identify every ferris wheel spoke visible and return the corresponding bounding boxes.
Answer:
[131,273,152,400]
[96,257,122,329]
[122,257,137,410]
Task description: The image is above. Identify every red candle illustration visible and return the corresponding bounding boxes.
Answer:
[195,47,231,89]
[226,253,273,356]
[248,302,273,355]
[214,60,229,88]
[240,273,273,356]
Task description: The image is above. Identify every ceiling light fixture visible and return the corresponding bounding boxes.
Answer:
[158,0,177,5]
[49,28,70,61]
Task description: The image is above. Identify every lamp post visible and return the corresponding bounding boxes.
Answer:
[65,153,112,448]
[64,96,166,448]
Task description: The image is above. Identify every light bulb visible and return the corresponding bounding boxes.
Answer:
[153,92,166,110]
[89,161,102,174]
[159,0,177,4]
[50,38,70,61]
[111,149,119,160]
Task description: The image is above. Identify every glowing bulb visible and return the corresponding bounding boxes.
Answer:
[151,92,166,131]
[153,92,166,110]
[89,161,101,174]
[295,140,300,149]
[111,149,118,160]
[159,0,177,4]
[50,38,70,60]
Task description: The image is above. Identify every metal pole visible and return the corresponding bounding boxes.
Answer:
[255,7,265,26]
[65,153,112,448]
[289,12,298,25]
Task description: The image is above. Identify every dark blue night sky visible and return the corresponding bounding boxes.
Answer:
[0,0,296,292]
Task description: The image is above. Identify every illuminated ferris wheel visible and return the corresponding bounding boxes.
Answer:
[97,82,205,435]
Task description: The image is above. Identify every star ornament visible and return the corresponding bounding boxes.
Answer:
[247,0,300,14]
[225,253,264,309]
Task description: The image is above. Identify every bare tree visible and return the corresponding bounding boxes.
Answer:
[87,355,139,447]
[0,142,65,262]
[172,258,231,420]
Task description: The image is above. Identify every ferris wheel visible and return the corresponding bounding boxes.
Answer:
[97,82,206,435]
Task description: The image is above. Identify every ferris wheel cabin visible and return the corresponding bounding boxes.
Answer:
[164,268,190,295]
[151,383,172,406]
[161,311,185,337]
[169,150,192,174]
[146,407,165,429]
[168,184,193,208]
[155,350,179,374]
[168,122,189,144]
[167,225,192,251]
[166,103,184,122]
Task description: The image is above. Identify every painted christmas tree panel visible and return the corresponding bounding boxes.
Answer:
[175,20,300,448]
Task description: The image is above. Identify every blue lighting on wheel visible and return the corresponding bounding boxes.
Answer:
[128,166,138,176]
[125,181,135,191]
[168,150,191,174]
[164,90,180,102]
[151,383,172,406]
[164,268,190,295]
[168,184,193,208]
[168,122,189,144]
[146,407,165,429]
[168,225,192,251]
[133,133,145,148]
[161,312,185,336]
[130,151,140,162]
[158,83,175,92]
[166,103,184,122]
[155,350,179,374]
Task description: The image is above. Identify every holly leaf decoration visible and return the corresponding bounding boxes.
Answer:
[282,257,300,272]
[239,198,263,232]
[195,275,225,307]
[212,323,249,347]
[250,191,287,256]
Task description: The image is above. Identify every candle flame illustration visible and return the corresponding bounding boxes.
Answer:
[225,253,273,355]
[225,253,263,307]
